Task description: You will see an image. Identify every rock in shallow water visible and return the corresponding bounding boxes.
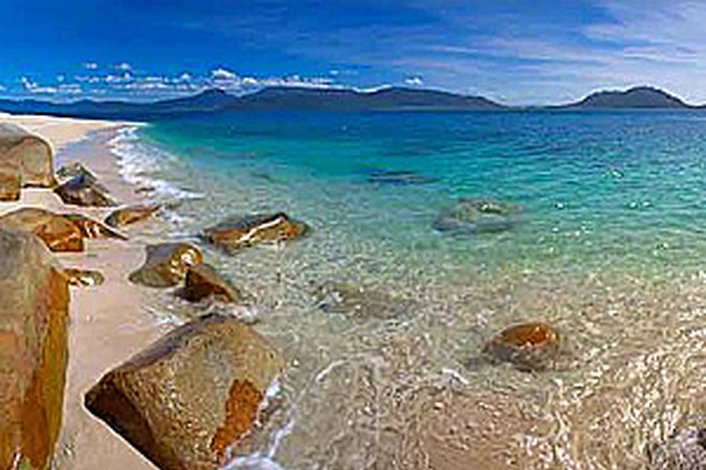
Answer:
[84,314,285,470]
[203,213,309,254]
[484,321,560,371]
[104,203,161,228]
[181,263,242,303]
[315,282,414,319]
[433,199,522,234]
[367,170,437,185]
[0,229,70,470]
[128,242,203,287]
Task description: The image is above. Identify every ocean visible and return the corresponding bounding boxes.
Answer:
[110,110,706,469]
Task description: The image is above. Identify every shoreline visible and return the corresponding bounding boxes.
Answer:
[0,114,169,470]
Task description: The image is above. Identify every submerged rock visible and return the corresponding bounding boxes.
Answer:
[64,268,105,287]
[316,282,414,319]
[649,428,706,470]
[433,199,522,234]
[203,213,309,253]
[0,229,70,470]
[54,173,116,207]
[484,322,560,371]
[104,203,161,228]
[0,122,56,188]
[182,263,242,303]
[0,207,85,252]
[84,314,285,470]
[367,170,436,185]
[129,242,204,287]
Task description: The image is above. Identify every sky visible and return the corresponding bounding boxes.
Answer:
[1,0,705,105]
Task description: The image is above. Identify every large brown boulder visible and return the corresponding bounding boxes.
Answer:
[0,123,55,189]
[0,208,85,252]
[62,213,127,240]
[104,204,161,228]
[0,229,70,470]
[129,242,204,288]
[54,174,116,207]
[203,213,309,254]
[181,263,242,303]
[85,314,285,470]
[484,322,560,371]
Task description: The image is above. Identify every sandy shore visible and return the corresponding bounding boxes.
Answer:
[0,114,169,470]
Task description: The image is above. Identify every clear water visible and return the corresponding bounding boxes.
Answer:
[111,110,706,469]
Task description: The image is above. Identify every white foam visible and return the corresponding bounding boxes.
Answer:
[109,126,204,201]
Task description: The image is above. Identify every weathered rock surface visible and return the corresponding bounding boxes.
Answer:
[0,123,55,189]
[433,199,522,234]
[203,213,309,253]
[54,174,116,207]
[62,213,127,240]
[55,162,99,186]
[649,428,706,470]
[84,314,285,470]
[129,242,204,287]
[104,204,161,228]
[64,268,105,287]
[0,165,20,201]
[484,322,560,371]
[315,282,414,319]
[0,229,70,470]
[0,208,85,252]
[182,263,242,303]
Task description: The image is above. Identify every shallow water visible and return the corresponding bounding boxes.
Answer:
[110,110,706,469]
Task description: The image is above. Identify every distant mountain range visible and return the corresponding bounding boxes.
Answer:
[0,85,701,120]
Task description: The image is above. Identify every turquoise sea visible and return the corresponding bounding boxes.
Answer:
[110,110,706,469]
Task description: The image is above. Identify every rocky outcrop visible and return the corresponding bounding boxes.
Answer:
[433,199,522,234]
[484,322,560,371]
[203,213,309,254]
[0,208,85,252]
[55,162,99,186]
[84,314,285,470]
[63,268,105,287]
[182,263,242,303]
[104,204,161,228]
[649,428,706,470]
[54,174,116,207]
[0,123,55,189]
[0,229,70,470]
[129,242,204,287]
[0,208,126,252]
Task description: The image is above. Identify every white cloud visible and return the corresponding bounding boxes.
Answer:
[114,62,132,71]
[211,68,238,80]
[83,62,98,70]
[405,76,423,86]
[176,72,192,82]
[21,77,58,94]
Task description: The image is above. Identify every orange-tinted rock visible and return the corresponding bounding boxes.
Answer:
[54,174,116,207]
[64,268,105,287]
[203,213,309,254]
[0,123,56,189]
[128,242,203,287]
[0,208,84,252]
[0,229,70,470]
[484,321,560,371]
[62,213,127,240]
[0,167,20,201]
[104,204,161,228]
[182,263,242,303]
[84,314,285,470]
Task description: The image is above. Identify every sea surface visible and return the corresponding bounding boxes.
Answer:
[110,110,706,469]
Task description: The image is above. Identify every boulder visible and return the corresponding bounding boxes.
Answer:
[483,322,560,371]
[367,170,436,185]
[433,199,522,234]
[0,165,20,201]
[0,123,55,188]
[203,213,309,254]
[129,242,204,288]
[54,174,116,207]
[55,161,99,186]
[85,314,285,470]
[62,213,127,240]
[182,264,242,303]
[104,204,161,228]
[0,208,85,252]
[0,229,70,470]
[315,282,414,319]
[63,268,105,287]
[649,428,706,470]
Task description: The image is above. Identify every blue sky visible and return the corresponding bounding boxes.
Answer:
[1,0,703,105]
